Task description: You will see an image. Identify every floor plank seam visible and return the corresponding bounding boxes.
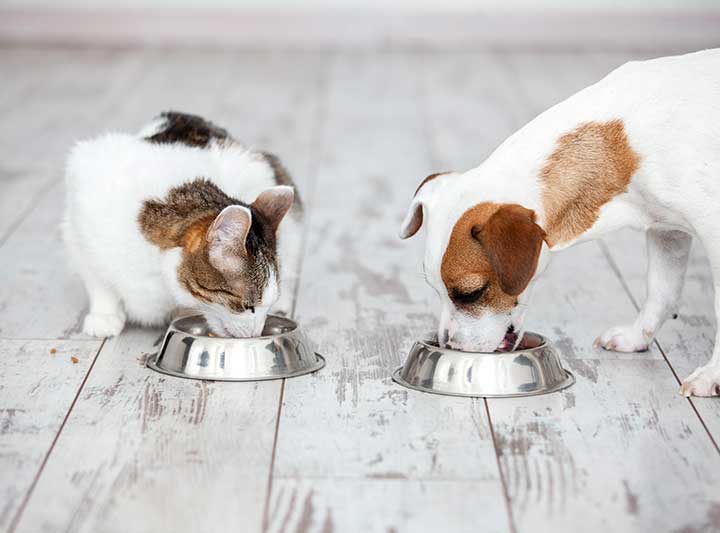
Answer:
[482,398,517,533]
[259,58,331,533]
[261,379,286,533]
[653,339,720,456]
[599,239,720,456]
[7,337,106,533]
[598,239,641,309]
[286,56,331,318]
[0,177,57,249]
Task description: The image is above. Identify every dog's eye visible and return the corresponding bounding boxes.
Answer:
[452,282,490,304]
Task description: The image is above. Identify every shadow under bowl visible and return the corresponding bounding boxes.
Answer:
[147,314,324,381]
[393,332,574,398]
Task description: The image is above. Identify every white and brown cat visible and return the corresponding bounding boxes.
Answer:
[63,111,302,338]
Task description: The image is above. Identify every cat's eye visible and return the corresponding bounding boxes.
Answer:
[451,282,490,305]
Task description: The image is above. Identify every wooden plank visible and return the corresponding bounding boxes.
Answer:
[602,229,720,440]
[0,339,102,531]
[421,50,720,531]
[11,50,329,533]
[488,357,720,532]
[0,181,89,339]
[266,478,509,533]
[0,49,144,242]
[15,328,281,533]
[268,52,511,531]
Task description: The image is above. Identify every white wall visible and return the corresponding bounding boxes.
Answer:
[2,0,719,11]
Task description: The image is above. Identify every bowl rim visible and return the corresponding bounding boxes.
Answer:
[147,352,326,382]
[415,331,548,355]
[391,368,575,398]
[169,313,299,342]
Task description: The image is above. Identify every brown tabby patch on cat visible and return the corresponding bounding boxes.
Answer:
[145,111,231,148]
[138,178,277,312]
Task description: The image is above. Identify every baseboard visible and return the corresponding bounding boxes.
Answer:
[1,7,719,51]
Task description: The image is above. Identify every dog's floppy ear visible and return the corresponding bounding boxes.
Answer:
[472,204,545,296]
[399,173,450,239]
[399,198,425,239]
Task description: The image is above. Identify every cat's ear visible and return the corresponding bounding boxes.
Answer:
[251,186,294,233]
[206,206,252,270]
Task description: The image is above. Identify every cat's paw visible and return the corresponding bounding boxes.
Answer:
[680,365,720,397]
[83,312,126,338]
[594,325,651,352]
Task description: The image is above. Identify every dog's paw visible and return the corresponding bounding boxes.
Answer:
[83,312,126,338]
[680,366,720,397]
[594,325,650,352]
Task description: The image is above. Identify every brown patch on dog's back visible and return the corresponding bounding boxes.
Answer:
[441,203,545,314]
[541,119,640,246]
[145,111,230,148]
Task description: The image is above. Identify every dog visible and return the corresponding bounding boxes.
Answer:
[399,49,720,397]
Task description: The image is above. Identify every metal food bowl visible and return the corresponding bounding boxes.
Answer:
[147,314,324,381]
[393,332,574,398]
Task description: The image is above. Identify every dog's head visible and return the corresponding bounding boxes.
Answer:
[400,172,547,351]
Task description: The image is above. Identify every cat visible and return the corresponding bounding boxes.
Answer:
[63,111,302,338]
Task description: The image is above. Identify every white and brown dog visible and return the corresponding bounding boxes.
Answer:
[400,49,720,397]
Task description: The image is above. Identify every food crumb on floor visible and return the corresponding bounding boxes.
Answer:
[70,356,79,364]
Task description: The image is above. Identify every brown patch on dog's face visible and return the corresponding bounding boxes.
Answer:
[541,119,640,246]
[441,203,545,315]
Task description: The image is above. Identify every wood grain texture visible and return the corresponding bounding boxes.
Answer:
[0,49,143,242]
[602,229,720,441]
[0,339,102,531]
[268,53,511,531]
[14,328,281,533]
[0,182,89,339]
[488,358,720,532]
[267,478,510,533]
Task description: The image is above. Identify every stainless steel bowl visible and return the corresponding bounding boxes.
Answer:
[147,314,324,381]
[393,332,574,398]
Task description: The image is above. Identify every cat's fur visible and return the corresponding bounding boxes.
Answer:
[63,111,302,338]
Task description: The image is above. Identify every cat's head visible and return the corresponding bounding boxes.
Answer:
[170,186,294,337]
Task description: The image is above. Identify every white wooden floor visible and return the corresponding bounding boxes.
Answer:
[1,47,719,533]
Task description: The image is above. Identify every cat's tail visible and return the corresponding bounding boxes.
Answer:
[261,151,303,216]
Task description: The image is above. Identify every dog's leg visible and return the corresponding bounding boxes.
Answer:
[680,232,720,397]
[596,228,691,352]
